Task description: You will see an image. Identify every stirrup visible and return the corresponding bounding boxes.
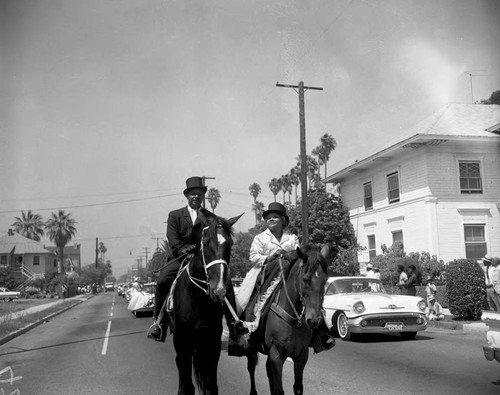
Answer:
[147,322,162,339]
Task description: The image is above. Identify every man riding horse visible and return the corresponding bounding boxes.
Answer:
[148,176,247,348]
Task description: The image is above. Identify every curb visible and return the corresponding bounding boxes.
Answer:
[0,299,84,346]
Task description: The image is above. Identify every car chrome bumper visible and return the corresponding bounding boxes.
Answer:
[348,313,427,333]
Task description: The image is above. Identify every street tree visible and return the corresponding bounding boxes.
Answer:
[296,155,319,190]
[268,178,281,202]
[288,166,300,205]
[11,210,45,241]
[279,174,293,205]
[45,210,77,273]
[98,242,107,264]
[207,187,221,213]
[479,89,500,105]
[252,200,265,225]
[248,182,262,224]
[312,133,337,179]
[287,187,357,273]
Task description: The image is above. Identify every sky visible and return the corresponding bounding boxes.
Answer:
[1,0,499,278]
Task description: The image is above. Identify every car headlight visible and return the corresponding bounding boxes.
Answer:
[353,301,365,314]
[418,300,426,312]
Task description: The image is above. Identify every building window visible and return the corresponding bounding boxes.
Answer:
[364,182,373,210]
[459,160,482,194]
[367,235,376,260]
[33,256,40,266]
[387,172,400,203]
[54,259,58,268]
[0,256,6,265]
[392,230,404,249]
[464,224,487,259]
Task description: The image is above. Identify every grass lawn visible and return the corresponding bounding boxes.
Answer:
[0,298,57,316]
[0,299,81,339]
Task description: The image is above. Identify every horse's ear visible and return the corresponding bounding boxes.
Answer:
[226,212,244,228]
[296,246,307,262]
[320,244,339,261]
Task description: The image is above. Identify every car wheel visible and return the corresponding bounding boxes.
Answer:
[400,331,417,340]
[333,312,351,341]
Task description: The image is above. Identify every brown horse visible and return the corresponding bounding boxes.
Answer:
[168,214,242,395]
[245,245,331,395]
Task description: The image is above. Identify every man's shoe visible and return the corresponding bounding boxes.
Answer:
[311,330,335,353]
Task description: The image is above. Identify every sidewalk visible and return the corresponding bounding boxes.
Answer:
[428,308,500,334]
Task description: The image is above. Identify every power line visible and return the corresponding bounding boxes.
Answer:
[0,193,181,214]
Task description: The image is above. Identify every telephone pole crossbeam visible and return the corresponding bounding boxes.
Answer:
[276,81,323,242]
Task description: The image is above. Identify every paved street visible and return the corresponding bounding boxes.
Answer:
[1,293,500,394]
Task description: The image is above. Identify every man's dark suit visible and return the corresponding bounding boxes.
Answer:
[154,206,238,339]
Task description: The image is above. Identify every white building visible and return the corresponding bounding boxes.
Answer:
[324,104,500,264]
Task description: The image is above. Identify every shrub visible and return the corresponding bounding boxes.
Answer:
[446,258,486,320]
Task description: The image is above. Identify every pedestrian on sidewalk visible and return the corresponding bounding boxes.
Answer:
[397,264,408,295]
[490,257,500,310]
[405,264,417,296]
[484,255,500,311]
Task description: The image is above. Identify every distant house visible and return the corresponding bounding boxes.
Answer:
[0,230,56,279]
[46,243,82,272]
[324,104,500,266]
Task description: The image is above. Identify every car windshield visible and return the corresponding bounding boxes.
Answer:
[142,284,155,294]
[325,279,385,295]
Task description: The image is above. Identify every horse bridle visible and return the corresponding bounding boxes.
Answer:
[272,256,306,326]
[185,225,229,296]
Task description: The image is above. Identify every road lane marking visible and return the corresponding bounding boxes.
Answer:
[101,321,112,355]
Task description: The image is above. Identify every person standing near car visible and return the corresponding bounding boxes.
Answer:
[490,257,500,309]
[397,264,408,295]
[484,255,499,311]
[405,265,417,296]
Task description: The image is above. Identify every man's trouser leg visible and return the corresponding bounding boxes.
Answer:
[149,261,180,341]
[486,287,498,311]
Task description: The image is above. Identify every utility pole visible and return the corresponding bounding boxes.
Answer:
[95,238,98,268]
[151,237,162,250]
[276,81,323,242]
[143,247,151,268]
[201,176,216,208]
[464,70,488,103]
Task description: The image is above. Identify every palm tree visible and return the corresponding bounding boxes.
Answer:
[248,183,261,203]
[288,167,300,205]
[248,183,262,224]
[99,242,107,264]
[45,210,77,273]
[268,178,281,202]
[279,174,292,205]
[312,133,337,179]
[11,210,45,241]
[206,188,221,213]
[296,155,319,190]
[252,201,265,224]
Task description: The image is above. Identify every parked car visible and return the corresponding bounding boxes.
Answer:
[323,276,427,341]
[0,287,21,301]
[104,282,115,292]
[128,282,155,317]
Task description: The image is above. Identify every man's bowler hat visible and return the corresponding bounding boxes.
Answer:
[183,176,207,196]
[262,202,289,225]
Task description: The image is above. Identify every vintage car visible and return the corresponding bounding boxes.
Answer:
[127,282,155,317]
[323,276,427,341]
[0,287,21,301]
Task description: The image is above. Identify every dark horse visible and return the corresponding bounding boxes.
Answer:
[167,214,242,395]
[245,245,332,395]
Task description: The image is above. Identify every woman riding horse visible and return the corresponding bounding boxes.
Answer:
[245,245,335,395]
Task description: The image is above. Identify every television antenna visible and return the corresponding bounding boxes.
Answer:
[463,70,489,103]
